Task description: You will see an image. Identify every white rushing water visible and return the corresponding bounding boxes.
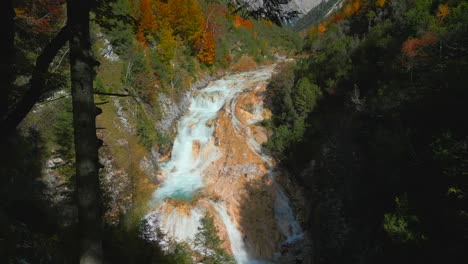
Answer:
[211,202,254,264]
[274,187,304,243]
[152,79,244,202]
[147,67,303,263]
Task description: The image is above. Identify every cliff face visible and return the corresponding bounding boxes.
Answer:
[282,0,324,16]
[242,0,324,17]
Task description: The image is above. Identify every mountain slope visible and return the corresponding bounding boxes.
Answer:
[292,0,342,32]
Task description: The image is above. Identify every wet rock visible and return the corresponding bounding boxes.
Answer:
[206,117,216,127]
[156,170,167,183]
[192,140,201,159]
[252,126,268,145]
[46,157,64,168]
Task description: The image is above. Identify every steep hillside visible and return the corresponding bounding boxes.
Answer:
[292,0,342,32]
[264,0,468,263]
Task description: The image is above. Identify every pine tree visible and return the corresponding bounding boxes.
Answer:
[194,213,236,264]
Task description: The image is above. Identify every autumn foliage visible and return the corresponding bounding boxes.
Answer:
[436,4,450,21]
[136,0,157,46]
[402,32,437,58]
[318,22,327,34]
[132,0,219,65]
[376,0,386,8]
[195,29,216,65]
[309,0,363,39]
[15,0,65,34]
[234,15,253,30]
[344,0,362,16]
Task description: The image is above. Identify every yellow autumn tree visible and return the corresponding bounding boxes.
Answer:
[436,4,450,21]
[376,0,386,8]
[158,21,177,67]
[167,0,204,41]
[152,0,215,64]
[309,25,317,38]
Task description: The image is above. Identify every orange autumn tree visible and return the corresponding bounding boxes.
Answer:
[352,0,361,13]
[136,0,157,46]
[234,15,253,30]
[401,32,437,76]
[402,32,437,58]
[198,4,230,65]
[318,22,327,34]
[195,27,216,65]
[344,0,362,16]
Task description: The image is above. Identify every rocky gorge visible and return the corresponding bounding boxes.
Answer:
[139,64,307,263]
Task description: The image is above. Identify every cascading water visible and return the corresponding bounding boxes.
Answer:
[211,202,252,264]
[152,82,241,202]
[146,66,303,263]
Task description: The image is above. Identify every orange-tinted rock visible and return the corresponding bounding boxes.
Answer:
[192,140,201,159]
[154,66,283,259]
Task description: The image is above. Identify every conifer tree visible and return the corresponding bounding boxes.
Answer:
[194,213,236,264]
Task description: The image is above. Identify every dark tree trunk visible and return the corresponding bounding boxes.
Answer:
[67,0,103,263]
[0,0,15,121]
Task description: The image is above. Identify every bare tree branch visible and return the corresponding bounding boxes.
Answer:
[1,25,70,137]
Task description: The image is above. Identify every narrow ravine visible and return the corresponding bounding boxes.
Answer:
[145,65,303,263]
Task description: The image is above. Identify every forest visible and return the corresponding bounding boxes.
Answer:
[1,0,467,263]
[264,0,468,263]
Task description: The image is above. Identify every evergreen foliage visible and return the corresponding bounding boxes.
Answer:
[194,213,236,264]
[264,0,468,263]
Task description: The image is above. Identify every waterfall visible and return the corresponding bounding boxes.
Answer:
[145,66,303,263]
[152,80,243,202]
[274,187,304,244]
[211,202,254,264]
